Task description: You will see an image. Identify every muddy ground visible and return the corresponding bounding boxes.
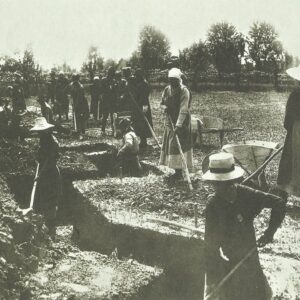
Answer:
[0,90,300,299]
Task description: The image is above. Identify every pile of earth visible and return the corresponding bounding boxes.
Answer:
[0,176,53,299]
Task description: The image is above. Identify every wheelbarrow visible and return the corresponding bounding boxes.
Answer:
[202,140,283,190]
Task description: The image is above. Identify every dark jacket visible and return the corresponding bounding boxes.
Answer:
[12,83,26,112]
[68,82,89,120]
[101,77,118,113]
[132,79,153,138]
[277,86,300,185]
[204,184,285,300]
[35,134,62,212]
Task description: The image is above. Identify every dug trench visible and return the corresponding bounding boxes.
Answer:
[5,141,206,300]
[5,139,300,299]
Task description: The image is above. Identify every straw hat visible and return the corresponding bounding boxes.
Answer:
[30,117,54,132]
[286,67,300,81]
[202,152,244,181]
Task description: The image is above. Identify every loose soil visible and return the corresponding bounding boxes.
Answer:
[1,90,300,299]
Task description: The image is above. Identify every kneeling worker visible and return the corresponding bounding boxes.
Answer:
[117,118,142,177]
[30,117,62,238]
[203,152,286,300]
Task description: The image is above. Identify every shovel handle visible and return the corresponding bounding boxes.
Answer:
[242,145,283,184]
[167,114,193,191]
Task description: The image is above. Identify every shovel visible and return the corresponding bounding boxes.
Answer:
[167,114,193,191]
[20,163,40,216]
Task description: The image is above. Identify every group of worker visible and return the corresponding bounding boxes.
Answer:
[40,67,153,146]
[6,58,300,300]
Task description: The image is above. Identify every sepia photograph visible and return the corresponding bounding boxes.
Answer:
[0,0,299,299]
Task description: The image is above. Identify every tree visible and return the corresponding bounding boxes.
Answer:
[247,22,284,72]
[137,25,171,70]
[207,22,245,76]
[81,46,104,80]
[128,51,141,69]
[179,41,211,88]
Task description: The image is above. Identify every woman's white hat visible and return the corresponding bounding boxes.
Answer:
[30,117,54,132]
[286,67,300,81]
[168,68,182,80]
[202,152,244,181]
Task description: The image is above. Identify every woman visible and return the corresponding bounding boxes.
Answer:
[277,66,300,198]
[90,76,101,121]
[159,68,193,181]
[30,117,62,239]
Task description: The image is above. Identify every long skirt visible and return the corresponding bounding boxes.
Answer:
[159,118,193,170]
[278,120,300,197]
[34,166,62,233]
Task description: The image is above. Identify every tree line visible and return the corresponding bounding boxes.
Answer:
[0,21,299,88]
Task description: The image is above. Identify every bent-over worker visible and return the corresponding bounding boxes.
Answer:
[117,118,142,177]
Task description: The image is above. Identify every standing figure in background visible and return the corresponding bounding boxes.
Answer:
[119,67,136,113]
[37,97,54,125]
[0,98,11,139]
[55,72,69,121]
[90,76,102,122]
[101,67,117,135]
[277,66,300,201]
[11,72,26,112]
[159,68,193,181]
[115,70,127,112]
[47,71,56,104]
[30,117,62,239]
[133,69,153,148]
[117,118,142,177]
[10,73,27,140]
[67,74,89,139]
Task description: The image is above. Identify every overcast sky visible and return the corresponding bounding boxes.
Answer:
[0,0,299,70]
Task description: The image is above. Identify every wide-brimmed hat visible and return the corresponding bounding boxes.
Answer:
[30,117,54,132]
[286,67,300,81]
[202,152,244,181]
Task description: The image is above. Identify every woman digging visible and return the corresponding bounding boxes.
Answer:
[30,117,62,239]
[159,68,193,182]
[203,152,286,300]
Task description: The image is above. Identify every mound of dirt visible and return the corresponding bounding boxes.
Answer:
[0,176,51,299]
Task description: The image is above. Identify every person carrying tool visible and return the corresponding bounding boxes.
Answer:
[132,68,153,148]
[117,118,142,177]
[203,152,286,300]
[159,67,193,181]
[30,117,62,239]
[101,67,117,135]
[90,75,102,121]
[66,74,89,139]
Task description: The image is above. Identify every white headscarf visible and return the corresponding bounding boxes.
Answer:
[168,68,182,80]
